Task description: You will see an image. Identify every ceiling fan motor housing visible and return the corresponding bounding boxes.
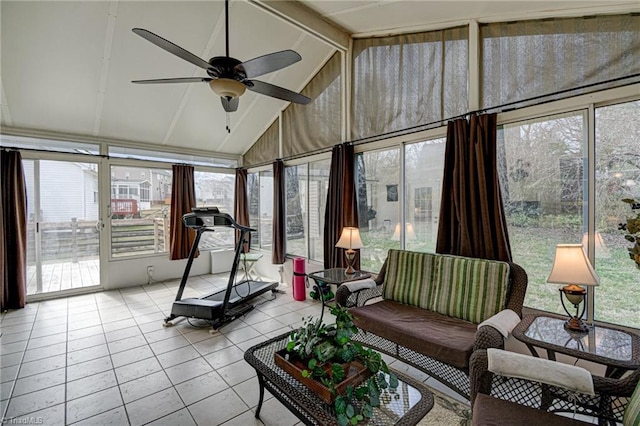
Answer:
[207,57,243,79]
[207,56,247,99]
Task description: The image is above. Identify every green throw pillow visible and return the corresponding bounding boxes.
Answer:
[431,255,510,324]
[382,249,438,309]
[624,379,640,426]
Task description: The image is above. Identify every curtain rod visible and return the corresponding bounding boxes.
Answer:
[240,73,640,170]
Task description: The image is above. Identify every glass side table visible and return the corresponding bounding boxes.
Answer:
[307,268,371,302]
[512,314,640,378]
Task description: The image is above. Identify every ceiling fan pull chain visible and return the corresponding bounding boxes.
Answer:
[226,112,231,133]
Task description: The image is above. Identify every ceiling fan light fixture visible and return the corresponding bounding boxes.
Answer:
[209,78,246,99]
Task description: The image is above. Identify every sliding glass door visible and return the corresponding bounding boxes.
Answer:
[24,159,101,296]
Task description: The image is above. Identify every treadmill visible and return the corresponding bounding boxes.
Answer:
[164,207,278,330]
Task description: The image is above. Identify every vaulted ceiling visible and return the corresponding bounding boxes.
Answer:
[1,1,637,159]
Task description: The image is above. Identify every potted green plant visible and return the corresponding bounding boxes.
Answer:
[276,305,399,426]
[619,198,640,269]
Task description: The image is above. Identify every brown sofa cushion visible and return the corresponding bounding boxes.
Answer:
[350,299,477,369]
[473,393,590,426]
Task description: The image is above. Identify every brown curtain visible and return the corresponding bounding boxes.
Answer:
[169,164,197,260]
[323,144,360,269]
[272,160,286,264]
[1,150,27,310]
[234,168,250,252]
[436,113,512,261]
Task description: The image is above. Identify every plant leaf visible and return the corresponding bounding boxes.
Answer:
[362,403,373,417]
[337,413,349,426]
[346,404,355,418]
[389,372,399,389]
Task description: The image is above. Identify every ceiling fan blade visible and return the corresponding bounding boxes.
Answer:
[236,50,302,79]
[246,80,310,105]
[221,96,239,112]
[132,28,211,70]
[132,77,211,84]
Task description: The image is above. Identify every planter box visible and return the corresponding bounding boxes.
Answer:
[274,349,372,403]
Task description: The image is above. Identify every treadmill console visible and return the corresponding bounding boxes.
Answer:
[183,207,234,229]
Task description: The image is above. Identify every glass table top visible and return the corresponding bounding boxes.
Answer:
[308,268,371,285]
[524,316,633,361]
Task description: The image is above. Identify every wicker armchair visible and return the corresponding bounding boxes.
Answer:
[470,349,640,425]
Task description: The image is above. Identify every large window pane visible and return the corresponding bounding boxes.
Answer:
[259,171,274,249]
[286,164,308,258]
[247,170,274,250]
[498,111,587,314]
[404,138,446,253]
[247,172,260,248]
[356,148,400,272]
[110,166,172,257]
[309,160,330,261]
[595,100,640,328]
[24,160,101,294]
[194,171,235,250]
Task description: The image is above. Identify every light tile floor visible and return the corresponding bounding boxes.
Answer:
[1,273,466,425]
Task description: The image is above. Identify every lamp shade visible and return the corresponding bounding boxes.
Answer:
[547,244,600,286]
[335,227,364,250]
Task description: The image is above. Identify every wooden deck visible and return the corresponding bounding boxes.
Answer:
[27,258,100,295]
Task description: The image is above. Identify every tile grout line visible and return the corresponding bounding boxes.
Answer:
[1,302,38,421]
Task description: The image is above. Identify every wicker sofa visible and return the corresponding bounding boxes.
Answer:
[335,249,528,399]
[470,349,640,425]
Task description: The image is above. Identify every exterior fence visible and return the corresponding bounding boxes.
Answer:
[27,218,170,261]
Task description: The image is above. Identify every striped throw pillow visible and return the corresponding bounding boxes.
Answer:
[624,379,640,426]
[431,255,510,324]
[382,249,438,309]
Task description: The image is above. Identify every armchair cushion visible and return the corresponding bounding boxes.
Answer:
[487,348,595,396]
[473,393,589,426]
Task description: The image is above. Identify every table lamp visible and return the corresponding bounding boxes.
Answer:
[547,244,600,332]
[335,227,364,274]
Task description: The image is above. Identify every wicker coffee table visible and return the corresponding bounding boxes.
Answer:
[244,332,434,425]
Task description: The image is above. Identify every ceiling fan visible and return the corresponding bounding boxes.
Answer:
[131,0,311,116]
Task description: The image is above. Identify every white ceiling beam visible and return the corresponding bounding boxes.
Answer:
[249,0,350,51]
[93,1,119,137]
[1,79,12,127]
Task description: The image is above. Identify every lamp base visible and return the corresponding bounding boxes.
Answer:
[344,250,357,275]
[344,265,356,275]
[564,316,589,333]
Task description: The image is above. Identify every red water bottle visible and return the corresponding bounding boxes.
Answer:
[292,257,306,301]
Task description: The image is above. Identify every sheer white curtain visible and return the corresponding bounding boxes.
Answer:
[481,14,640,109]
[351,27,468,140]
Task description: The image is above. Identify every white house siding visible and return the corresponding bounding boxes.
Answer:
[23,160,99,222]
[83,169,99,220]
